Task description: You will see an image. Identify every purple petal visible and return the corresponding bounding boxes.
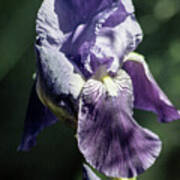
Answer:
[122,53,180,123]
[36,0,85,100]
[54,0,134,33]
[68,11,143,76]
[36,0,65,47]
[87,13,143,74]
[66,13,143,76]
[103,0,135,27]
[36,0,142,78]
[83,164,101,180]
[36,77,78,126]
[77,70,161,178]
[54,0,113,33]
[17,83,58,151]
[36,43,85,102]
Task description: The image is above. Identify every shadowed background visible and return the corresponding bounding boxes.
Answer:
[0,0,180,179]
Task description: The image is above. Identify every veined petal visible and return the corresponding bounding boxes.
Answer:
[122,52,180,123]
[83,164,101,180]
[77,70,161,178]
[17,83,58,151]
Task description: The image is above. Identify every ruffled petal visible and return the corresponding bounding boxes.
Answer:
[17,83,58,151]
[67,10,143,76]
[77,70,161,178]
[87,13,143,74]
[36,0,66,48]
[36,0,142,78]
[83,164,101,180]
[53,0,135,33]
[36,42,85,102]
[54,0,114,33]
[36,0,85,102]
[122,52,180,123]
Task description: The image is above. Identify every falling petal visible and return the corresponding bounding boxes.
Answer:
[17,83,58,151]
[77,70,161,178]
[122,52,180,123]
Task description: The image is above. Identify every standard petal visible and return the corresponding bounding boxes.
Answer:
[36,0,142,78]
[54,0,134,33]
[102,0,132,27]
[61,1,142,76]
[88,14,143,74]
[122,52,180,123]
[17,83,58,151]
[36,0,85,101]
[54,0,113,33]
[36,0,66,48]
[83,164,101,180]
[36,43,85,103]
[77,70,161,178]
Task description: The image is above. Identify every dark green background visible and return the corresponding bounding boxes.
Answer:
[0,0,180,179]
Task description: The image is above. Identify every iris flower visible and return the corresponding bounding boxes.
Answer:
[18,0,180,179]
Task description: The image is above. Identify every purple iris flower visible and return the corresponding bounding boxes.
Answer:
[18,0,180,179]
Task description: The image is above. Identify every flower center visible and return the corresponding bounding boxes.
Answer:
[102,75,118,97]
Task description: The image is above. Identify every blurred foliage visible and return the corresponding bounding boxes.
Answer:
[0,0,180,179]
[0,0,41,80]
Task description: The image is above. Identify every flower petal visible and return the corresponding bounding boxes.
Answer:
[88,14,143,74]
[36,0,66,47]
[36,43,85,102]
[36,0,142,78]
[122,52,180,123]
[36,0,85,101]
[54,0,116,33]
[77,70,161,178]
[121,0,135,13]
[53,0,135,33]
[83,164,101,180]
[65,13,143,76]
[17,83,58,151]
[36,78,77,127]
